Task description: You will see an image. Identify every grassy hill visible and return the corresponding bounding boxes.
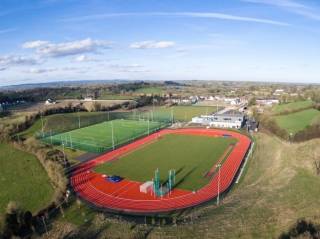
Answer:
[0,143,54,215]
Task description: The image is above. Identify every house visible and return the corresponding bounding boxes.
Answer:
[84,97,93,101]
[45,99,56,105]
[273,89,285,96]
[256,98,279,106]
[224,97,241,105]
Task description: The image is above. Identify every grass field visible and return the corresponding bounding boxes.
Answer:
[275,108,320,134]
[95,134,236,191]
[45,119,165,152]
[134,87,164,94]
[0,143,54,215]
[272,100,313,114]
[151,105,221,122]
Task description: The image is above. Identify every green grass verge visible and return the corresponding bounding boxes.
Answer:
[46,119,165,152]
[94,134,236,191]
[60,202,96,226]
[0,143,54,215]
[275,108,320,134]
[272,100,313,114]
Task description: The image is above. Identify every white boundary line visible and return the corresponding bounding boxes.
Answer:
[235,141,254,184]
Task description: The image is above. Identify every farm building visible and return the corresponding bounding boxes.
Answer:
[192,111,245,129]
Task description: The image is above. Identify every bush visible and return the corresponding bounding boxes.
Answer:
[261,116,289,140]
[293,124,320,142]
[279,219,320,239]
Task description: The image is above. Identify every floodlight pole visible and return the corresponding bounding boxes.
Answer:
[40,113,44,136]
[171,108,174,125]
[78,111,81,128]
[111,121,115,150]
[69,133,73,149]
[62,143,66,166]
[216,164,221,206]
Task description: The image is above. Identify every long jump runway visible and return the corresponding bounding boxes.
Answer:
[71,128,252,214]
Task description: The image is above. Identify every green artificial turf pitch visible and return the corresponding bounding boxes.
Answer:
[94,134,237,191]
[275,109,320,134]
[47,119,165,152]
[0,143,54,215]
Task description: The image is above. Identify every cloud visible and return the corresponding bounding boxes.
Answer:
[130,41,175,49]
[0,55,39,67]
[0,28,17,35]
[109,64,149,72]
[28,68,57,74]
[22,38,112,57]
[73,54,99,62]
[22,40,50,49]
[62,12,289,26]
[242,0,320,20]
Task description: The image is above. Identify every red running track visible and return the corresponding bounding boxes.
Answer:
[71,128,251,214]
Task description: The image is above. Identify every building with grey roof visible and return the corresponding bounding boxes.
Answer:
[192,111,245,129]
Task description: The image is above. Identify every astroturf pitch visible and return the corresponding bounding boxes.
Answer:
[94,134,237,191]
[47,119,165,152]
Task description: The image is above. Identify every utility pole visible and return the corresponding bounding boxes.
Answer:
[216,164,221,206]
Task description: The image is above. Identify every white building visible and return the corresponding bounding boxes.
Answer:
[256,99,279,106]
[45,99,56,105]
[84,97,93,101]
[192,112,245,129]
[273,89,285,96]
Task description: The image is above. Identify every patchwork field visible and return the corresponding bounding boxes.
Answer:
[0,143,54,215]
[94,134,236,191]
[275,109,320,134]
[45,119,165,152]
[272,100,313,114]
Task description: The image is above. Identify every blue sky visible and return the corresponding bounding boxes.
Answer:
[0,0,320,86]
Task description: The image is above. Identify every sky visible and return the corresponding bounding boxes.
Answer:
[0,0,320,86]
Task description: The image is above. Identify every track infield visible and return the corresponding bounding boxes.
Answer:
[71,128,251,214]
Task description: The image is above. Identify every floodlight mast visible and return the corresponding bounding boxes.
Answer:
[171,108,174,125]
[78,110,81,128]
[216,163,221,205]
[147,115,150,135]
[111,121,115,150]
[40,113,44,136]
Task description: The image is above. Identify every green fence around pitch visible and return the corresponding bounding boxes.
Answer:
[37,110,172,136]
[37,111,172,153]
